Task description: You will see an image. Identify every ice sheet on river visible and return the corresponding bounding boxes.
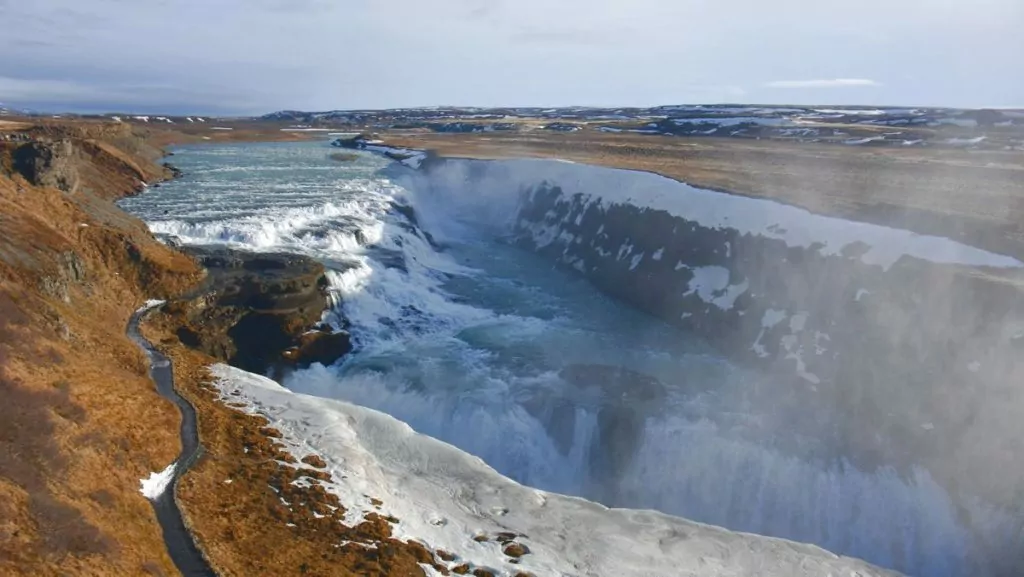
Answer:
[210,363,899,577]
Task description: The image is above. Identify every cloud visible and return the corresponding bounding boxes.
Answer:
[764,78,881,89]
[1,0,1020,111]
[0,74,258,114]
[510,28,625,47]
[0,76,107,101]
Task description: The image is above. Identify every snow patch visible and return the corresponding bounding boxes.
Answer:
[946,136,986,146]
[762,309,788,328]
[681,266,749,310]
[356,142,429,170]
[671,116,789,127]
[777,312,819,384]
[845,136,886,145]
[139,462,176,500]
[752,309,788,358]
[789,312,809,332]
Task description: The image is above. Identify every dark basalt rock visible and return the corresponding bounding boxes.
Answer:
[558,364,665,403]
[12,139,80,193]
[556,364,666,506]
[166,247,351,378]
[331,134,371,149]
[282,328,352,368]
[162,162,183,179]
[519,364,666,504]
[391,202,437,247]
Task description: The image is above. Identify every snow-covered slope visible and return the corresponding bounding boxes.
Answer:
[211,363,899,577]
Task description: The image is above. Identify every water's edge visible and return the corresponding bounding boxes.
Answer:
[127,306,216,577]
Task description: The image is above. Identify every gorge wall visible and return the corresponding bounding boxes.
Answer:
[407,158,1024,516]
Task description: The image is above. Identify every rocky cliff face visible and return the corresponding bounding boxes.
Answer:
[161,247,351,378]
[412,158,1024,511]
[12,139,81,193]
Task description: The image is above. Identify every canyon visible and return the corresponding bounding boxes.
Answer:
[4,117,1023,576]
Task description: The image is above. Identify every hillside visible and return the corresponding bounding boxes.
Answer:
[0,121,201,574]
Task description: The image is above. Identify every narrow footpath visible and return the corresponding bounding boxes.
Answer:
[128,304,216,577]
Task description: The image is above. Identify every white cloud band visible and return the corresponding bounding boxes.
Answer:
[764,79,881,89]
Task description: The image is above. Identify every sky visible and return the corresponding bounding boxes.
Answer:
[1,0,1022,114]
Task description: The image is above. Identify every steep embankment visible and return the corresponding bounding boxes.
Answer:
[403,157,1024,570]
[0,123,202,575]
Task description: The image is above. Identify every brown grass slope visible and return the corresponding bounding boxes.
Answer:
[0,122,201,576]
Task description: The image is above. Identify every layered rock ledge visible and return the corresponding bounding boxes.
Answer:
[162,246,351,378]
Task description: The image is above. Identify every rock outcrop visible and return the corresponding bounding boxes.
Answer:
[162,247,350,378]
[557,364,666,505]
[12,139,81,193]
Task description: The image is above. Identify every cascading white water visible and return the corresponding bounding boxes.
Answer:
[120,140,1022,577]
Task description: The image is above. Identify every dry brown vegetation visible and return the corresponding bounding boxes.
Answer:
[0,122,201,575]
[3,115,325,150]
